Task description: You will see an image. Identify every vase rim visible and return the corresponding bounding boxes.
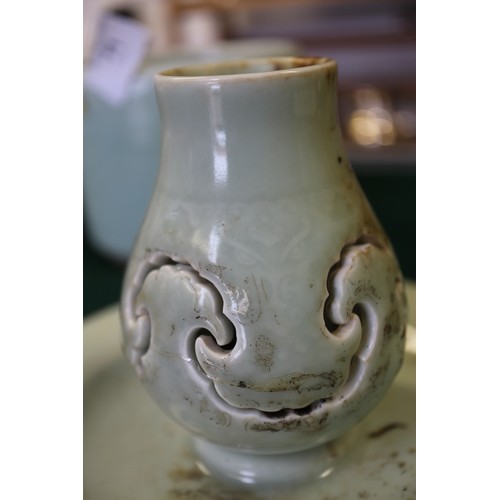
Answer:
[154,56,336,83]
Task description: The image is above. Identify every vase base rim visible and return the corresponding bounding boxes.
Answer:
[192,438,336,489]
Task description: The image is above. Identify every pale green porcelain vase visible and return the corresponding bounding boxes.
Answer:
[120,56,407,488]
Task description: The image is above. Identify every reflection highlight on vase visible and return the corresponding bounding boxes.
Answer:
[209,82,228,186]
[208,223,223,263]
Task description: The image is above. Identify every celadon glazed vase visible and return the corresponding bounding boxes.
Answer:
[120,56,407,488]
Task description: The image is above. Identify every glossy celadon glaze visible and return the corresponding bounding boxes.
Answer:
[120,57,407,484]
[83,41,298,261]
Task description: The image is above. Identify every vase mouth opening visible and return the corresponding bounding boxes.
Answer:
[156,56,335,81]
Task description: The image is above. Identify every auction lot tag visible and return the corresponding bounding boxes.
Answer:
[84,14,150,106]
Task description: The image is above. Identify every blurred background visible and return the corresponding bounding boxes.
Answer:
[83,0,416,316]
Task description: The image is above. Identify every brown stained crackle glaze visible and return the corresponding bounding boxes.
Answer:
[352,279,381,303]
[247,409,329,433]
[368,360,390,388]
[383,306,404,344]
[367,422,407,439]
[200,398,231,427]
[236,370,343,394]
[269,57,327,72]
[168,467,205,482]
[254,335,275,371]
[204,264,227,280]
[161,57,330,78]
[168,488,261,500]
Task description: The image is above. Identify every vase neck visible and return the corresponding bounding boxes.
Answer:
[154,58,345,201]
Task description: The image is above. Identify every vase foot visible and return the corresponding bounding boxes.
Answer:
[192,437,336,489]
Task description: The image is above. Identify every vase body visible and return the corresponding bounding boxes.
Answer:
[120,57,406,485]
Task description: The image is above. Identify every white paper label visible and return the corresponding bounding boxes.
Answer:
[84,14,150,106]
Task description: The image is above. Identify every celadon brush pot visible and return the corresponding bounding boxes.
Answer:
[120,57,407,487]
